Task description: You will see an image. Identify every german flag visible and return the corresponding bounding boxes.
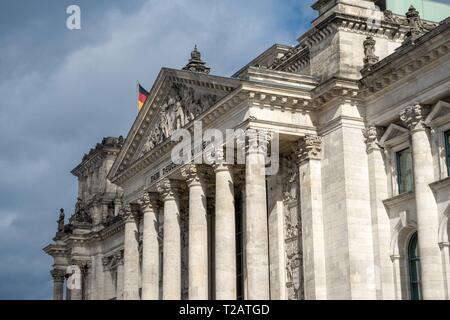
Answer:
[138,83,149,111]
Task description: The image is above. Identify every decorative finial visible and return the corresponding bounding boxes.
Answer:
[363,36,379,68]
[183,45,211,74]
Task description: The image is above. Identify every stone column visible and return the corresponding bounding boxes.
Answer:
[122,204,140,300]
[182,165,209,300]
[140,192,160,300]
[401,104,444,299]
[363,127,395,300]
[157,179,183,300]
[244,129,271,300]
[214,160,237,300]
[116,253,125,300]
[51,269,65,300]
[297,135,327,300]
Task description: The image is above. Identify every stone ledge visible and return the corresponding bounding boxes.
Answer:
[383,191,415,208]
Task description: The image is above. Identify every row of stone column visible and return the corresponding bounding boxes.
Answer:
[50,131,329,301]
[121,130,278,300]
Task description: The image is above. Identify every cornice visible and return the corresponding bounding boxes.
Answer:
[100,219,125,240]
[312,77,361,106]
[269,45,311,73]
[298,12,405,48]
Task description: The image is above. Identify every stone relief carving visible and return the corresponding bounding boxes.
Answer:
[282,155,298,205]
[281,153,303,300]
[140,83,219,158]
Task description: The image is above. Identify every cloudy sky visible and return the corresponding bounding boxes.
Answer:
[0,0,316,299]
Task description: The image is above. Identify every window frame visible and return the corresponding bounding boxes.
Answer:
[396,147,413,195]
[407,232,422,300]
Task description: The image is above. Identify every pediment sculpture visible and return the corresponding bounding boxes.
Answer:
[140,83,219,158]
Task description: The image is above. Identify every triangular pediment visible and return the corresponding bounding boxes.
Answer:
[425,100,450,127]
[108,68,240,183]
[379,123,409,147]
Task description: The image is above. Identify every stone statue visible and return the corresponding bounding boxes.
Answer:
[174,101,185,129]
[159,110,170,138]
[73,198,92,224]
[57,209,65,233]
[363,36,379,67]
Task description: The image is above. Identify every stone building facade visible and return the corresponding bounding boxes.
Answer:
[44,0,450,300]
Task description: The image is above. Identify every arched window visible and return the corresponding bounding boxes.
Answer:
[408,232,422,300]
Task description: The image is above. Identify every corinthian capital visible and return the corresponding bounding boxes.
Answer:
[139,192,160,212]
[181,164,207,187]
[297,135,322,163]
[362,126,385,152]
[120,203,135,223]
[156,179,183,202]
[400,104,431,131]
[50,268,66,282]
[246,129,273,155]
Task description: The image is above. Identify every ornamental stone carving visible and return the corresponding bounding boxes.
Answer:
[363,36,379,68]
[246,129,273,155]
[156,179,184,202]
[362,126,385,152]
[404,6,425,45]
[284,206,303,300]
[51,268,66,282]
[140,83,219,158]
[139,192,160,212]
[120,204,136,223]
[400,104,431,131]
[182,45,211,74]
[181,164,208,187]
[282,154,298,204]
[70,198,92,225]
[297,135,322,163]
[103,250,124,271]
